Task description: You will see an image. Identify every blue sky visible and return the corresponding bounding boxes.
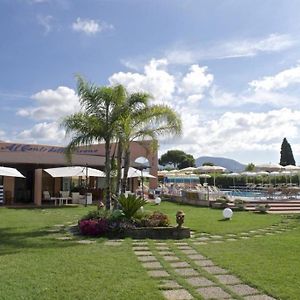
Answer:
[1,0,300,164]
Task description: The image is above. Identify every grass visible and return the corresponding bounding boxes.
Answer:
[146,201,283,234]
[0,203,299,299]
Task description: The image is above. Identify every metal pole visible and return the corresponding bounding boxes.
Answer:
[141,169,144,200]
[85,164,88,207]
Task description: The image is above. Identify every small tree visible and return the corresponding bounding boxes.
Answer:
[280,138,296,166]
[245,163,255,171]
[202,162,214,166]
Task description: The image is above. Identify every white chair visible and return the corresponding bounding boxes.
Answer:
[43,191,57,205]
[59,191,72,205]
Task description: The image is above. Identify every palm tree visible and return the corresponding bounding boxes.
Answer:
[117,95,182,193]
[62,76,126,209]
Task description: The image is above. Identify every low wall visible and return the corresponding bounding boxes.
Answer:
[162,192,210,207]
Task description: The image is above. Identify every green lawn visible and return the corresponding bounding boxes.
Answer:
[0,203,299,299]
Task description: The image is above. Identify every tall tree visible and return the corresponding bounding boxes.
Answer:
[159,150,194,169]
[63,76,126,209]
[280,138,296,166]
[245,163,255,171]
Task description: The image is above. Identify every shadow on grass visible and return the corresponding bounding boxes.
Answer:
[0,226,78,256]
[218,218,231,222]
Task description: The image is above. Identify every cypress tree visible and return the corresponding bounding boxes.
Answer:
[279,138,296,166]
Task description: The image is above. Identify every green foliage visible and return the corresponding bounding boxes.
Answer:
[118,194,148,219]
[255,204,271,213]
[234,199,246,210]
[280,137,296,166]
[159,150,195,168]
[81,209,112,221]
[141,211,170,227]
[202,161,214,166]
[245,163,255,171]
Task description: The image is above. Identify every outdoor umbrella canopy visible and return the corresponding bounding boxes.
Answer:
[255,163,284,172]
[224,172,240,189]
[44,166,105,178]
[179,167,198,173]
[0,166,25,178]
[197,165,226,186]
[122,167,156,178]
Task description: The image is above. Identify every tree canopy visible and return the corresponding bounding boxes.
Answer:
[280,138,296,166]
[245,163,255,171]
[159,150,195,169]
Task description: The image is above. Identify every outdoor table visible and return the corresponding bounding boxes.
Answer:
[52,197,72,206]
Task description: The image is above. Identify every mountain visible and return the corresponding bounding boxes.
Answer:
[195,156,246,172]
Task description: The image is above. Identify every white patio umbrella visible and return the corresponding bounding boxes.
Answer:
[199,173,211,184]
[179,167,198,173]
[241,171,257,185]
[122,167,156,179]
[255,163,284,172]
[224,172,240,189]
[256,171,270,184]
[269,171,280,185]
[44,166,105,178]
[196,165,226,186]
[0,166,25,178]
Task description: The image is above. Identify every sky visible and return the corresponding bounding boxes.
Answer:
[1,0,300,164]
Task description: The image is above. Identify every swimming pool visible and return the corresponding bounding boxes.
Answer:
[222,189,266,198]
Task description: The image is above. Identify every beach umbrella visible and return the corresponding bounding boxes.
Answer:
[256,171,269,184]
[196,165,226,186]
[198,173,211,184]
[0,166,25,178]
[122,167,156,179]
[241,171,256,185]
[179,167,198,173]
[44,166,105,178]
[224,172,240,189]
[255,163,284,172]
[283,165,300,185]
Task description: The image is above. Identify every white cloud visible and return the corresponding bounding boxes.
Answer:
[249,64,300,91]
[17,86,80,121]
[179,65,213,103]
[72,18,113,35]
[165,34,295,64]
[17,122,65,144]
[109,59,176,104]
[37,15,53,34]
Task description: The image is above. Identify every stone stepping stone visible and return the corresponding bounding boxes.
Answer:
[194,259,214,267]
[133,242,148,246]
[159,280,182,289]
[177,246,193,250]
[55,236,73,240]
[162,289,193,300]
[159,251,174,256]
[174,268,198,277]
[174,242,189,246]
[156,246,169,251]
[192,242,207,245]
[133,246,149,251]
[249,230,258,233]
[210,235,222,239]
[215,274,241,285]
[244,295,276,300]
[53,224,64,227]
[196,286,231,299]
[137,256,157,262]
[155,242,167,246]
[105,241,122,246]
[265,233,274,235]
[170,261,190,268]
[230,284,259,296]
[181,249,198,255]
[187,254,205,260]
[210,240,223,244]
[241,237,250,239]
[240,232,250,236]
[197,237,210,241]
[163,256,180,262]
[77,240,96,244]
[202,266,228,274]
[148,270,170,278]
[142,261,163,269]
[186,276,215,287]
[134,251,153,256]
[253,235,263,238]
[226,234,237,237]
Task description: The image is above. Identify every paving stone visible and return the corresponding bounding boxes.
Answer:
[163,256,180,262]
[147,270,170,278]
[155,242,167,246]
[132,246,149,251]
[137,256,157,262]
[55,236,73,240]
[162,289,193,300]
[202,266,228,274]
[192,242,207,245]
[226,238,237,241]
[250,230,258,233]
[226,234,237,237]
[197,237,210,241]
[142,261,163,269]
[265,233,274,235]
[77,240,96,244]
[177,246,193,250]
[159,251,174,256]
[196,286,231,299]
[159,280,182,289]
[134,251,153,256]
[253,235,263,238]
[210,240,223,243]
[174,268,198,277]
[241,236,250,239]
[211,235,222,239]
[244,295,276,300]
[194,259,214,267]
[170,261,190,268]
[174,242,189,246]
[186,276,215,287]
[187,254,205,260]
[156,246,169,251]
[132,242,148,246]
[106,241,122,245]
[215,274,241,284]
[230,284,260,296]
[53,224,64,227]
[181,249,198,255]
[240,232,249,236]
[46,229,61,233]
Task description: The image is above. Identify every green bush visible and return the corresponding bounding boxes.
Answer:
[141,211,170,227]
[81,209,111,221]
[234,199,246,211]
[118,194,148,219]
[255,204,270,213]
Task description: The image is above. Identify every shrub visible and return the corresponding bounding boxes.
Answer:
[234,199,246,210]
[215,197,230,208]
[255,204,270,213]
[79,219,109,236]
[81,209,111,221]
[118,194,147,219]
[141,211,170,227]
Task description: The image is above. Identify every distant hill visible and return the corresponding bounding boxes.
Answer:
[195,156,245,172]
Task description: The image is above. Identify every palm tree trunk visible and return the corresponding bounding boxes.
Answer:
[105,139,111,210]
[122,147,130,193]
[114,139,123,208]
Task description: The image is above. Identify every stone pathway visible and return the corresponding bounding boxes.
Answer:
[133,239,280,299]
